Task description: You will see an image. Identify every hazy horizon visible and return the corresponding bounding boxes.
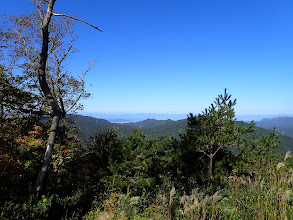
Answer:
[2,0,292,116]
[78,111,293,122]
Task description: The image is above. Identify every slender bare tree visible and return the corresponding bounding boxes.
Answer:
[2,1,97,116]
[34,0,59,191]
[1,0,102,191]
[34,0,102,191]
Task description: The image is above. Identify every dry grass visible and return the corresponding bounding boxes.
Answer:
[83,152,293,220]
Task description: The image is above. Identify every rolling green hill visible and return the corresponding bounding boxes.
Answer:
[67,115,187,141]
[248,125,293,153]
[123,118,183,129]
[255,117,293,138]
[67,114,134,141]
[123,118,187,137]
[68,114,293,152]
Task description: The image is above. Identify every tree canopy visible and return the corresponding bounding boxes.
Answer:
[1,1,292,219]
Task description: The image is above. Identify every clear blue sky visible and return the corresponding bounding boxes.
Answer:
[2,0,293,117]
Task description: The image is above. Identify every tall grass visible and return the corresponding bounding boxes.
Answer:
[82,152,293,220]
[82,187,224,219]
[223,151,293,220]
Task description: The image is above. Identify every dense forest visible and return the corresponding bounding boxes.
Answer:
[1,1,293,219]
[68,114,293,153]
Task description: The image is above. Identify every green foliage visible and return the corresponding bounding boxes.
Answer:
[256,117,293,138]
[1,195,54,220]
[109,128,176,195]
[178,89,254,186]
[68,114,188,143]
[1,6,91,115]
[84,126,124,183]
[69,114,293,153]
[0,68,45,118]
[236,129,280,176]
[2,76,293,220]
[222,152,293,220]
[0,70,48,204]
[1,1,293,218]
[82,152,293,220]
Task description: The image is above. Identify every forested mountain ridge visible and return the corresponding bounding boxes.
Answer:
[255,117,293,138]
[3,78,293,218]
[67,114,187,140]
[123,118,184,128]
[2,0,293,219]
[69,114,293,152]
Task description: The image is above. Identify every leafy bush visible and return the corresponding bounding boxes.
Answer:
[1,195,53,220]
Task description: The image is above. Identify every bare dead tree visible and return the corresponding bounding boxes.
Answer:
[34,0,101,191]
[34,0,58,192]
[0,0,102,191]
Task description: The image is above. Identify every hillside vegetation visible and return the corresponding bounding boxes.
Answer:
[3,79,293,219]
[255,117,293,138]
[2,68,293,220]
[70,114,293,153]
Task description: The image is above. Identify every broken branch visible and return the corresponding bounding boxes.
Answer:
[52,13,103,32]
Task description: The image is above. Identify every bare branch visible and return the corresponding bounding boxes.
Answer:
[65,61,96,113]
[52,51,65,115]
[81,60,96,79]
[52,13,103,32]
[212,146,223,157]
[12,27,35,63]
[196,148,210,158]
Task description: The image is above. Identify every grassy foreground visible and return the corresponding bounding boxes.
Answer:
[82,152,293,220]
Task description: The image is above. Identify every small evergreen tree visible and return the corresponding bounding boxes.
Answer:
[179,89,254,184]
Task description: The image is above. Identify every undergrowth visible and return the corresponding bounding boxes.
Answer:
[82,152,293,220]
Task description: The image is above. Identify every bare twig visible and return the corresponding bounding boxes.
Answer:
[212,146,223,157]
[52,13,103,32]
[197,148,210,158]
[65,61,96,113]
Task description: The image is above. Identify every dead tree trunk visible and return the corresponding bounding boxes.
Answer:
[34,0,102,192]
[35,0,60,192]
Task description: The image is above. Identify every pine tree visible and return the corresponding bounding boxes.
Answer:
[180,89,254,183]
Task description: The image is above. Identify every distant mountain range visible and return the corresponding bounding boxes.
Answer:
[255,117,293,138]
[68,115,187,141]
[80,113,188,121]
[80,112,293,122]
[68,114,293,153]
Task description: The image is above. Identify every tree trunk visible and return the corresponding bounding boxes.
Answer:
[35,114,60,191]
[35,0,60,192]
[209,145,214,181]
